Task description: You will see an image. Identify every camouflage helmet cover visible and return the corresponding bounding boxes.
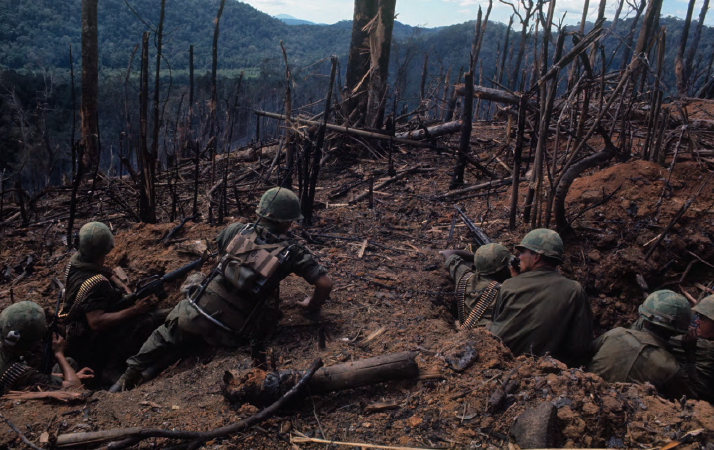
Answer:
[79,222,115,260]
[693,295,714,321]
[0,301,46,351]
[515,228,564,261]
[639,289,692,334]
[474,243,512,275]
[256,187,304,223]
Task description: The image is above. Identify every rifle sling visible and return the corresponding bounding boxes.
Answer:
[0,362,30,395]
[460,280,501,331]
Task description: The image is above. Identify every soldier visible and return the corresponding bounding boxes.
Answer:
[670,294,714,402]
[1,301,92,394]
[439,243,516,329]
[110,187,333,392]
[490,229,593,367]
[62,222,167,387]
[589,290,697,400]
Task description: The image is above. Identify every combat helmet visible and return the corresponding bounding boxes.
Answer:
[515,228,564,262]
[474,243,512,275]
[79,222,115,260]
[639,290,692,334]
[0,301,46,351]
[693,295,714,321]
[256,187,304,223]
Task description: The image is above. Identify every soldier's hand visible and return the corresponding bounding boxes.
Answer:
[133,297,153,315]
[77,367,95,380]
[682,326,699,350]
[51,333,67,354]
[297,296,320,312]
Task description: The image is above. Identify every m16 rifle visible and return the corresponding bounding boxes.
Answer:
[41,278,64,374]
[453,205,491,247]
[117,252,215,308]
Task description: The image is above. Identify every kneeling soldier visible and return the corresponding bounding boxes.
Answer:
[110,187,333,392]
[62,222,167,387]
[589,290,697,400]
[440,243,515,329]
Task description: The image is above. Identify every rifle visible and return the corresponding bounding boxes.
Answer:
[41,278,64,374]
[453,205,491,247]
[118,252,215,307]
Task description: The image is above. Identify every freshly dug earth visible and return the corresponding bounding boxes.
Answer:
[0,144,713,449]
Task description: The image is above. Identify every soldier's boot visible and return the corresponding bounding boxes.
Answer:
[108,367,142,393]
[139,353,179,383]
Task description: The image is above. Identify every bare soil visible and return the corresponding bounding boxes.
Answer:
[1,129,713,449]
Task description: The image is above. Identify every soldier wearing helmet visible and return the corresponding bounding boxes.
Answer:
[62,222,167,387]
[670,294,714,402]
[0,301,91,394]
[589,290,697,400]
[489,229,593,367]
[439,243,516,329]
[110,187,333,392]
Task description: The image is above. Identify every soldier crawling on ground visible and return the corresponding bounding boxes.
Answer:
[589,290,698,400]
[490,229,594,367]
[439,243,517,330]
[61,222,168,388]
[1,301,93,394]
[110,187,333,392]
[670,294,714,403]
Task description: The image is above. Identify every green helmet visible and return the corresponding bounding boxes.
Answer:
[79,222,115,260]
[515,228,564,262]
[693,295,714,321]
[0,301,46,351]
[474,243,512,275]
[639,290,692,334]
[256,187,303,223]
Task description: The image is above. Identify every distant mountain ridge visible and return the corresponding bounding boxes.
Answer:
[274,14,319,26]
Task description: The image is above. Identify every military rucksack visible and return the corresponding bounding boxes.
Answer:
[220,225,296,298]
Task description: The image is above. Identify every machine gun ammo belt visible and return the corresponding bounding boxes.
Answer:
[459,280,500,331]
[0,363,30,395]
[59,274,109,320]
[456,272,476,324]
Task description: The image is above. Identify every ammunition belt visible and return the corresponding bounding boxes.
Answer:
[460,280,500,331]
[456,272,476,323]
[59,274,109,320]
[0,363,30,395]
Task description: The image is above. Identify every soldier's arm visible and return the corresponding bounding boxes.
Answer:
[439,250,473,262]
[51,333,81,389]
[298,274,333,312]
[659,370,698,401]
[85,297,152,331]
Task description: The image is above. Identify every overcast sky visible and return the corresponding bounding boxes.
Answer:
[242,0,712,28]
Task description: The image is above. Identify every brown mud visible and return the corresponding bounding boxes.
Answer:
[1,127,713,449]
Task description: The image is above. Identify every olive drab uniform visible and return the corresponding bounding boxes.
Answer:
[589,328,695,400]
[670,336,714,402]
[444,255,500,329]
[0,347,64,394]
[122,221,328,375]
[62,253,164,384]
[490,267,593,366]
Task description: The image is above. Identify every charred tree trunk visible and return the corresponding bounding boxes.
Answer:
[345,0,378,125]
[151,0,166,176]
[280,41,294,189]
[80,0,99,174]
[497,15,513,86]
[440,67,451,120]
[675,0,696,97]
[365,0,397,130]
[138,32,156,223]
[450,71,473,190]
[509,93,528,230]
[684,0,710,94]
[620,0,647,72]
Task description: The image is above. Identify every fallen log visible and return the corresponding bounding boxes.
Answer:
[222,351,419,406]
[350,167,436,204]
[394,120,462,140]
[454,85,534,109]
[433,177,514,200]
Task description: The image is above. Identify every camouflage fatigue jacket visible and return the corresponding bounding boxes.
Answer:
[444,254,499,328]
[62,253,123,324]
[0,347,62,395]
[589,327,695,400]
[490,267,593,367]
